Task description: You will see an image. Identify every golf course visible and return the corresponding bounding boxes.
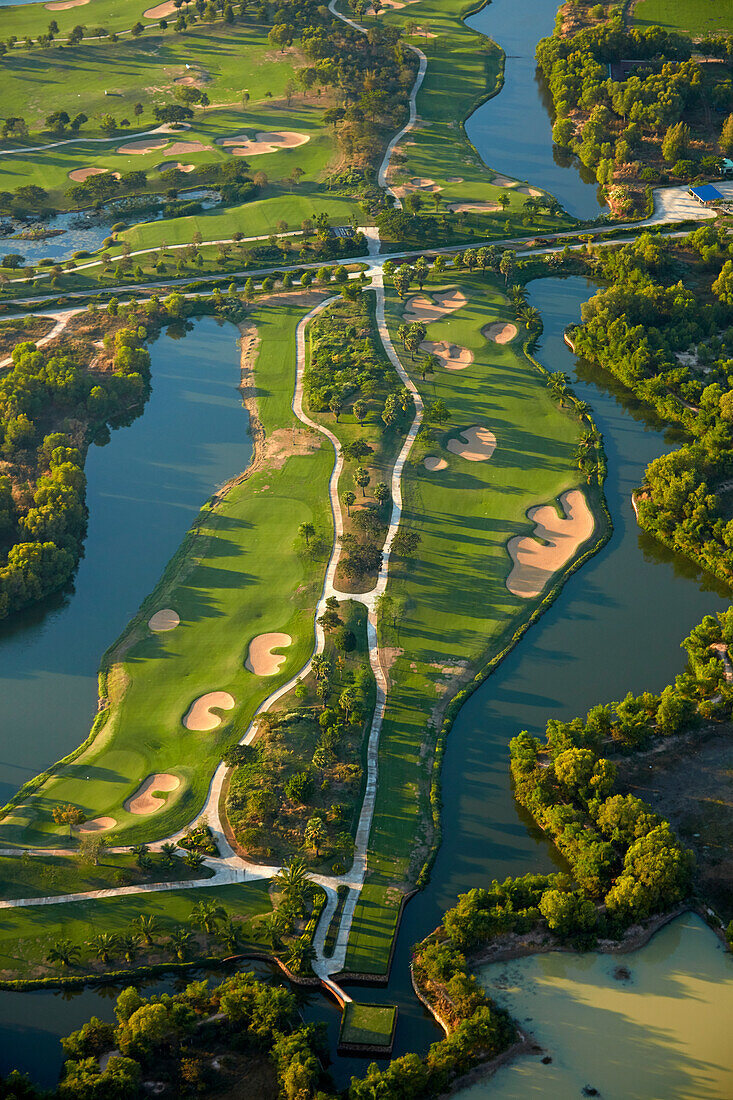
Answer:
[0,0,731,1093]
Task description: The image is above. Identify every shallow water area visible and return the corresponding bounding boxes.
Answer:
[459,914,733,1099]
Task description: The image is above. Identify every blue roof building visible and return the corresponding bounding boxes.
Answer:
[689,184,723,205]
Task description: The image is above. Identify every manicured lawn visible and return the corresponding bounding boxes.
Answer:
[631,0,733,34]
[0,0,153,41]
[339,1001,396,1047]
[0,881,273,981]
[343,272,595,973]
[0,293,336,847]
[0,851,212,901]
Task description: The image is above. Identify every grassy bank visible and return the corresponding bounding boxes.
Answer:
[342,272,600,974]
[0,292,336,848]
[631,0,733,35]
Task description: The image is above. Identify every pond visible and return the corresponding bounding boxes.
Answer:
[462,913,733,1100]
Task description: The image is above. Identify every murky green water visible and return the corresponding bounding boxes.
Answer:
[461,914,733,1100]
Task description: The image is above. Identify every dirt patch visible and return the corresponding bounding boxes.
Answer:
[403,288,468,324]
[447,425,497,462]
[616,724,733,921]
[78,816,116,833]
[420,338,473,370]
[424,456,448,472]
[125,773,180,816]
[507,489,594,598]
[45,0,88,8]
[483,321,517,344]
[148,608,180,632]
[380,646,404,690]
[245,632,292,676]
[183,691,235,731]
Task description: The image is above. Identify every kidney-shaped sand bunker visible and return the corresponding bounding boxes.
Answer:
[245,633,292,676]
[506,489,595,598]
[183,691,235,731]
[446,426,497,462]
[125,774,180,816]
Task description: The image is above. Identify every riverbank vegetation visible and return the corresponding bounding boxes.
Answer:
[538,5,733,216]
[0,968,336,1099]
[570,227,733,586]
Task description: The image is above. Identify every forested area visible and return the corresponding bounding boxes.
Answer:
[537,13,733,213]
[0,973,333,1099]
[0,326,150,619]
[571,229,733,584]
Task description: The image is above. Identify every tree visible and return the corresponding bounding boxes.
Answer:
[47,940,80,967]
[720,113,733,157]
[191,899,226,935]
[131,20,145,36]
[184,849,205,870]
[88,933,118,965]
[429,399,451,424]
[343,490,356,516]
[298,521,315,547]
[285,935,316,974]
[218,918,242,954]
[353,399,368,425]
[499,250,515,284]
[662,121,690,164]
[131,915,160,946]
[318,608,341,632]
[393,264,413,299]
[118,934,140,964]
[274,857,312,914]
[160,842,177,866]
[77,833,105,867]
[354,467,370,497]
[304,815,326,856]
[391,529,421,556]
[53,803,86,836]
[329,395,342,421]
[374,482,390,506]
[169,927,194,960]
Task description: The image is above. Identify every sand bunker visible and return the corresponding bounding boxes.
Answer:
[78,817,116,833]
[46,0,88,8]
[518,185,544,197]
[167,141,212,155]
[506,489,595,599]
[117,138,170,155]
[157,160,195,172]
[148,608,180,632]
[447,426,497,462]
[420,339,473,370]
[445,176,464,183]
[245,632,292,676]
[144,0,177,13]
[68,167,109,183]
[483,321,517,344]
[448,201,500,214]
[403,289,468,324]
[183,691,235,731]
[409,176,442,192]
[125,774,180,816]
[424,456,448,472]
[218,131,310,156]
[492,174,520,188]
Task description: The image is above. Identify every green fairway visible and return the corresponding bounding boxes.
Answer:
[343,273,602,974]
[0,881,273,982]
[339,1001,396,1048]
[0,0,154,41]
[0,293,336,848]
[631,0,733,35]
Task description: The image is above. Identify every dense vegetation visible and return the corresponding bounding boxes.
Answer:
[0,326,150,618]
[537,11,732,213]
[227,599,374,869]
[0,971,334,1099]
[571,228,733,583]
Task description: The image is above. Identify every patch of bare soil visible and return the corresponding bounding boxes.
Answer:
[616,723,733,920]
[0,317,54,360]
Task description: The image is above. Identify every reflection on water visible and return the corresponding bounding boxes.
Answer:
[0,318,251,805]
[461,914,733,1100]
[465,0,605,218]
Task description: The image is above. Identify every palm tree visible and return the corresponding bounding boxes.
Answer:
[274,857,311,916]
[304,816,327,858]
[218,919,242,954]
[131,843,150,867]
[343,490,356,517]
[118,934,140,964]
[184,850,206,871]
[47,940,80,968]
[298,522,315,548]
[262,910,289,949]
[397,322,409,347]
[88,932,118,965]
[191,900,227,936]
[519,306,542,331]
[169,927,194,961]
[160,842,177,866]
[311,654,331,682]
[285,935,316,975]
[131,915,160,946]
